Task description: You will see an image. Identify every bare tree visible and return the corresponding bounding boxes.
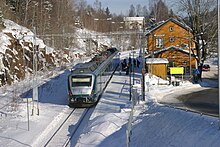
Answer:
[136,4,142,16]
[23,0,33,26]
[128,4,136,17]
[178,0,217,77]
[142,6,149,18]
[149,0,169,22]
[94,0,102,12]
[0,6,3,27]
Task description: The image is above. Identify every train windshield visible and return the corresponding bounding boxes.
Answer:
[71,75,92,87]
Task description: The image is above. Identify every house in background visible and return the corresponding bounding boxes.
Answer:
[123,17,144,30]
[145,18,197,76]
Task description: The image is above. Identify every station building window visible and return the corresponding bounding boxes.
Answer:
[169,37,175,42]
[169,26,174,32]
[156,38,164,48]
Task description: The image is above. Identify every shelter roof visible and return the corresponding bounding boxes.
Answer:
[146,58,169,64]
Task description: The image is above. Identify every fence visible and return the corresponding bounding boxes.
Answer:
[126,85,141,147]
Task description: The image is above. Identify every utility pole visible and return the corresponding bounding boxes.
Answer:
[132,47,135,85]
[32,27,39,116]
[188,29,192,78]
[129,53,132,101]
[141,18,145,101]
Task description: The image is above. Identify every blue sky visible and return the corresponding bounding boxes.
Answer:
[86,0,151,14]
[86,0,176,15]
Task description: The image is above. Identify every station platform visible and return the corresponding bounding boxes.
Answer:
[92,63,143,115]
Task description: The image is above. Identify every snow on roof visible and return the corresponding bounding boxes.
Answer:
[145,18,192,35]
[146,58,169,64]
[123,17,144,21]
[145,45,191,58]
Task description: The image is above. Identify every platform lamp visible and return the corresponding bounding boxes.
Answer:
[141,18,145,101]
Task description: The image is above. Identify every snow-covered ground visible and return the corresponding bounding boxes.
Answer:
[1,17,219,147]
[0,51,219,147]
[76,57,220,147]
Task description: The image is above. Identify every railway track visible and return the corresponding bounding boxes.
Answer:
[63,108,93,147]
[43,107,94,147]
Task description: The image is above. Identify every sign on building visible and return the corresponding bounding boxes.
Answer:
[170,67,184,74]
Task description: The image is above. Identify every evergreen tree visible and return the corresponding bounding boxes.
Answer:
[105,7,111,17]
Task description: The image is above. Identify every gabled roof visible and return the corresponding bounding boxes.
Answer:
[145,45,193,58]
[145,18,192,35]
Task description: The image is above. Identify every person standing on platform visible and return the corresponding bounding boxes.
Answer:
[136,58,140,68]
[133,59,136,67]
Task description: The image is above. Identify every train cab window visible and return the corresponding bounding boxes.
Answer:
[72,76,92,87]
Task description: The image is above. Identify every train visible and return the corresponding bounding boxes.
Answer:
[67,48,119,107]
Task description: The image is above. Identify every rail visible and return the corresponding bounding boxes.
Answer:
[63,108,94,146]
[44,108,76,146]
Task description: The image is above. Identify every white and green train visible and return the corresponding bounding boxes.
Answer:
[67,48,119,107]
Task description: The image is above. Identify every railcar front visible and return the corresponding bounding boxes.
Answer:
[68,73,97,107]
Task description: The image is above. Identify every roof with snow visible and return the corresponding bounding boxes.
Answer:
[146,58,169,64]
[145,45,194,58]
[145,18,192,35]
[123,17,145,21]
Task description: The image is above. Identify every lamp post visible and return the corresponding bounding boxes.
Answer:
[132,47,135,85]
[141,19,145,101]
[16,32,30,131]
[129,53,132,101]
[32,27,39,116]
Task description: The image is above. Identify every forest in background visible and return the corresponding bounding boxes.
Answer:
[0,0,177,48]
[0,0,217,52]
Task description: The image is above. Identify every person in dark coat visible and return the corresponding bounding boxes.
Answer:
[125,64,129,75]
[122,59,127,71]
[136,59,140,68]
[133,59,136,67]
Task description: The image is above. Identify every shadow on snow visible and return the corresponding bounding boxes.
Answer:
[20,70,70,105]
